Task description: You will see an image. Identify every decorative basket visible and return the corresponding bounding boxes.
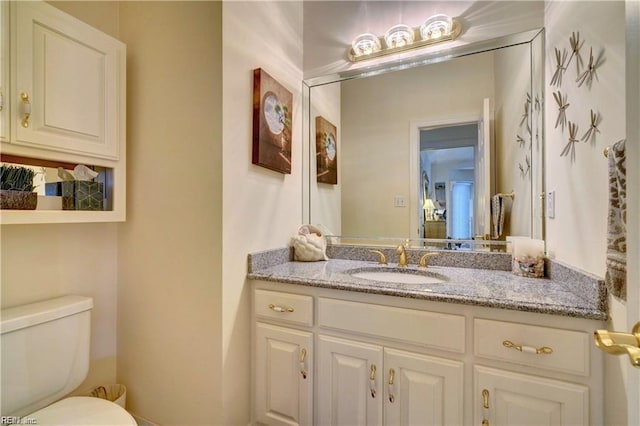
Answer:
[0,190,37,210]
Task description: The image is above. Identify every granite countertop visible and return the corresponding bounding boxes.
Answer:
[247,250,607,320]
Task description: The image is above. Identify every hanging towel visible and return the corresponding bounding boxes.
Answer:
[605,139,627,300]
[491,194,505,239]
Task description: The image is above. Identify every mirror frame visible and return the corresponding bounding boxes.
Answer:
[302,28,545,246]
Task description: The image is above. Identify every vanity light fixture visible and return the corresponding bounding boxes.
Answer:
[349,14,461,62]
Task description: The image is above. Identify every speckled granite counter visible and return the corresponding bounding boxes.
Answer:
[247,248,607,320]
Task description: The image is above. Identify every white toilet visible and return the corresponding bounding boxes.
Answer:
[1,295,136,425]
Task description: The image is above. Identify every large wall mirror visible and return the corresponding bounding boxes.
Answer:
[303,29,545,249]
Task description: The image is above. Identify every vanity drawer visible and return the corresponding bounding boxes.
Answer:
[474,318,590,376]
[318,298,465,353]
[254,289,314,327]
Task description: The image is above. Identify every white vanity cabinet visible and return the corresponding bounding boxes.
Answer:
[254,290,314,425]
[316,336,464,426]
[251,281,603,426]
[317,334,384,425]
[255,322,313,426]
[474,365,588,426]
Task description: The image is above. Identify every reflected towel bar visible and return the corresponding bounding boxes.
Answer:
[497,191,515,199]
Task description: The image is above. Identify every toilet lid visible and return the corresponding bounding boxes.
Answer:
[28,396,137,425]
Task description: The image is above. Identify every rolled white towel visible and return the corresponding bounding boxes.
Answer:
[291,225,328,261]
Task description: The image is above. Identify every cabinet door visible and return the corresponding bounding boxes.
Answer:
[384,348,463,426]
[317,335,383,426]
[474,365,589,426]
[0,0,8,143]
[255,323,313,426]
[12,1,125,159]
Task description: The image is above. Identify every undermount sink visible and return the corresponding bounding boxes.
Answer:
[348,267,448,285]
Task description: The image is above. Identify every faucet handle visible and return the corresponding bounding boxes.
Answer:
[419,252,439,268]
[369,250,387,265]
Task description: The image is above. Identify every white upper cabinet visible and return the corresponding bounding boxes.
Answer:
[1,1,9,143]
[10,1,125,160]
[1,1,126,224]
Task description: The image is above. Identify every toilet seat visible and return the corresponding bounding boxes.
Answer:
[28,396,136,425]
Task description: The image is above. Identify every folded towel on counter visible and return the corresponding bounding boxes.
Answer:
[291,225,329,262]
[605,139,627,300]
[491,194,506,239]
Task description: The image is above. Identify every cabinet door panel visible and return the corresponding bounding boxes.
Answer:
[474,365,589,426]
[255,323,313,426]
[385,348,463,426]
[317,335,383,426]
[1,1,8,143]
[13,1,124,159]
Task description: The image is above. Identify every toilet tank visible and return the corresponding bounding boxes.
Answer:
[1,295,93,416]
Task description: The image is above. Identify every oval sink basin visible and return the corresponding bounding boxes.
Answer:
[349,268,447,285]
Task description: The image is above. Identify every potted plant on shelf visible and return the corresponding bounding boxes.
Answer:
[0,165,37,210]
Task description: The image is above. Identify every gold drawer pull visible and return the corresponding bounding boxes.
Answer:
[388,368,395,403]
[20,92,31,128]
[268,303,294,313]
[369,364,377,398]
[482,389,490,425]
[299,348,308,379]
[503,340,553,355]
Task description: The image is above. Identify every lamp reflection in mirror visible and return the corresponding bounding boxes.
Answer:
[349,14,460,62]
[424,198,436,220]
[420,14,453,40]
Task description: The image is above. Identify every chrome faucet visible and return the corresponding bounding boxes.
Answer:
[396,240,409,267]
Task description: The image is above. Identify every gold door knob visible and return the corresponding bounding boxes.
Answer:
[594,322,640,368]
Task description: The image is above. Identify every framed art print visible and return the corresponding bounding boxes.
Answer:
[252,68,293,174]
[315,116,337,184]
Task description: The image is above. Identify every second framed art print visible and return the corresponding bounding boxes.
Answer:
[315,116,337,184]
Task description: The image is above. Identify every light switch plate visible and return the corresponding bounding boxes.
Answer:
[547,190,555,218]
[394,195,406,208]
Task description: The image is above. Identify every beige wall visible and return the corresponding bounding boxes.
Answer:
[1,0,121,398]
[544,1,625,276]
[339,53,494,238]
[116,2,222,425]
[543,2,628,423]
[221,2,303,423]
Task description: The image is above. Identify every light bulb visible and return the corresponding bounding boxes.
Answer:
[351,33,381,57]
[420,14,453,41]
[384,24,414,49]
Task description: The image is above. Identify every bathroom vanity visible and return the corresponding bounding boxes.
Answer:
[248,249,606,426]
